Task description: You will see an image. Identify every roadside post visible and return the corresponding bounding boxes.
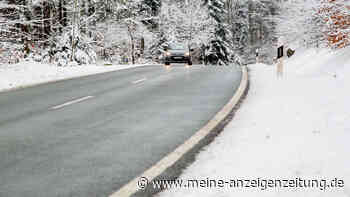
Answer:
[277,37,284,78]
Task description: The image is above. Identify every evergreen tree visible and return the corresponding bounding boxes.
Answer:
[141,0,161,29]
[204,0,232,65]
[149,31,168,57]
[142,0,161,16]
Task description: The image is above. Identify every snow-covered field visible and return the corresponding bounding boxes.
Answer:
[159,47,350,197]
[0,62,151,92]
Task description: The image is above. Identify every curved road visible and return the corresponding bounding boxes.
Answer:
[0,64,242,197]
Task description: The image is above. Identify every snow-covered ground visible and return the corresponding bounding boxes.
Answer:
[0,61,152,92]
[159,47,350,197]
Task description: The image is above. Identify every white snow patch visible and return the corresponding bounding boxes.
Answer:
[0,61,154,92]
[158,47,350,197]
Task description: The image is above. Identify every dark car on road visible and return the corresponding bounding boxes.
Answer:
[164,43,193,66]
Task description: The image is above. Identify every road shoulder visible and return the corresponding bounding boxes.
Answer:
[0,62,153,93]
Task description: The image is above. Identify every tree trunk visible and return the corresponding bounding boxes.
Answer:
[140,37,145,56]
[71,0,78,62]
[59,0,63,33]
[128,26,135,65]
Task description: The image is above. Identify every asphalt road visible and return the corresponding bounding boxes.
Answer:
[0,64,242,197]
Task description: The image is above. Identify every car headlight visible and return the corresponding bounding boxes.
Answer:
[165,52,171,56]
[185,52,190,56]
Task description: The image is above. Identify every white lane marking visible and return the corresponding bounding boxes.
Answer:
[132,78,147,84]
[109,66,249,197]
[51,96,94,110]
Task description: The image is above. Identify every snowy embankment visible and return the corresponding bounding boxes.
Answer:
[0,62,151,92]
[159,47,350,197]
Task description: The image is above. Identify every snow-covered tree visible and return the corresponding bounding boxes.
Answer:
[141,0,161,29]
[95,0,153,64]
[276,0,349,49]
[319,0,350,48]
[204,0,232,65]
[182,0,213,48]
[150,0,212,60]
[276,0,324,47]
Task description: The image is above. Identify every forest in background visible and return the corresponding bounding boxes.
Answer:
[0,0,349,66]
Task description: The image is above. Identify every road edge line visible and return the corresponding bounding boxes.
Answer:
[110,65,249,197]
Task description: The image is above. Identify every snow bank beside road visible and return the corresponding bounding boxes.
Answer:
[0,62,150,92]
[159,47,350,197]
